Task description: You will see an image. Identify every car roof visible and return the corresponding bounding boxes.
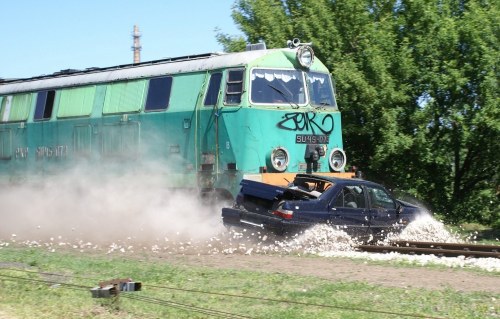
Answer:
[294,174,384,188]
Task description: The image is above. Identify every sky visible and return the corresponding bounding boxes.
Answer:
[0,0,242,79]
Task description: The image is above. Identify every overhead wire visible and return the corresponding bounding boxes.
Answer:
[0,267,447,319]
[0,269,254,319]
[0,273,90,291]
[122,293,255,319]
[146,283,446,319]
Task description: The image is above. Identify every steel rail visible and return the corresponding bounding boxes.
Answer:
[392,241,500,253]
[357,241,500,258]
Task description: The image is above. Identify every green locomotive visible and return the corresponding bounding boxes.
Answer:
[0,40,351,200]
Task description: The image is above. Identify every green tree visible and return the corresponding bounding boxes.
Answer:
[397,0,499,224]
[219,0,499,225]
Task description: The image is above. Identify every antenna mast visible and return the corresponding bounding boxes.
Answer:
[132,25,142,63]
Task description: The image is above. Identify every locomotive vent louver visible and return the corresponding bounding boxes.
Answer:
[246,42,267,51]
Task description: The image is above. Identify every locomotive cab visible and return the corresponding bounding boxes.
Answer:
[0,38,351,200]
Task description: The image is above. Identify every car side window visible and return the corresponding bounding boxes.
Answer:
[367,187,396,209]
[334,186,366,209]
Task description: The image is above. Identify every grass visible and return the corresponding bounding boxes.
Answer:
[0,247,498,319]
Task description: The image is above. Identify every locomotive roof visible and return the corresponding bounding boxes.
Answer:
[0,48,288,95]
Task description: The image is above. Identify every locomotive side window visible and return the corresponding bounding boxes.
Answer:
[0,96,10,122]
[103,80,146,114]
[145,76,173,111]
[34,90,56,121]
[224,69,244,105]
[0,93,32,122]
[58,86,96,118]
[204,72,222,106]
[250,69,306,105]
[307,72,336,108]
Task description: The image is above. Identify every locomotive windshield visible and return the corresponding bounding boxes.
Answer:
[250,68,336,108]
[250,69,306,105]
[307,71,336,108]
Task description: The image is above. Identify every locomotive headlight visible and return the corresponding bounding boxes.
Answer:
[329,148,346,172]
[269,147,290,172]
[297,46,314,68]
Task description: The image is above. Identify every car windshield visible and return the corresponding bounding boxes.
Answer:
[306,71,337,108]
[250,69,306,105]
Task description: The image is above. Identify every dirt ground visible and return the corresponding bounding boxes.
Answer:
[155,253,500,294]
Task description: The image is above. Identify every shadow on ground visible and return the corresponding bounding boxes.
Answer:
[475,228,500,241]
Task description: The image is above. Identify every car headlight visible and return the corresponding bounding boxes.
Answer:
[270,147,290,172]
[329,148,346,172]
[297,46,314,68]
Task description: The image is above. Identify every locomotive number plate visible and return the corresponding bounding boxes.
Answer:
[295,134,329,144]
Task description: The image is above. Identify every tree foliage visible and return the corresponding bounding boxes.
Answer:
[219,0,499,226]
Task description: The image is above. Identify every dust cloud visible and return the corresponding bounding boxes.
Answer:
[0,165,225,244]
[0,174,462,252]
[3,172,499,272]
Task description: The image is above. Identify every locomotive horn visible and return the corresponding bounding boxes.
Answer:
[287,38,312,48]
[287,38,301,48]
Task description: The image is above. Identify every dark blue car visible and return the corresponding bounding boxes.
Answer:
[221,174,422,238]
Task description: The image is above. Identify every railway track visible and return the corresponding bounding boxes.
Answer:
[357,241,500,259]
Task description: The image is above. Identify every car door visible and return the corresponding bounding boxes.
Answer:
[288,199,330,225]
[366,185,399,233]
[328,185,370,234]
